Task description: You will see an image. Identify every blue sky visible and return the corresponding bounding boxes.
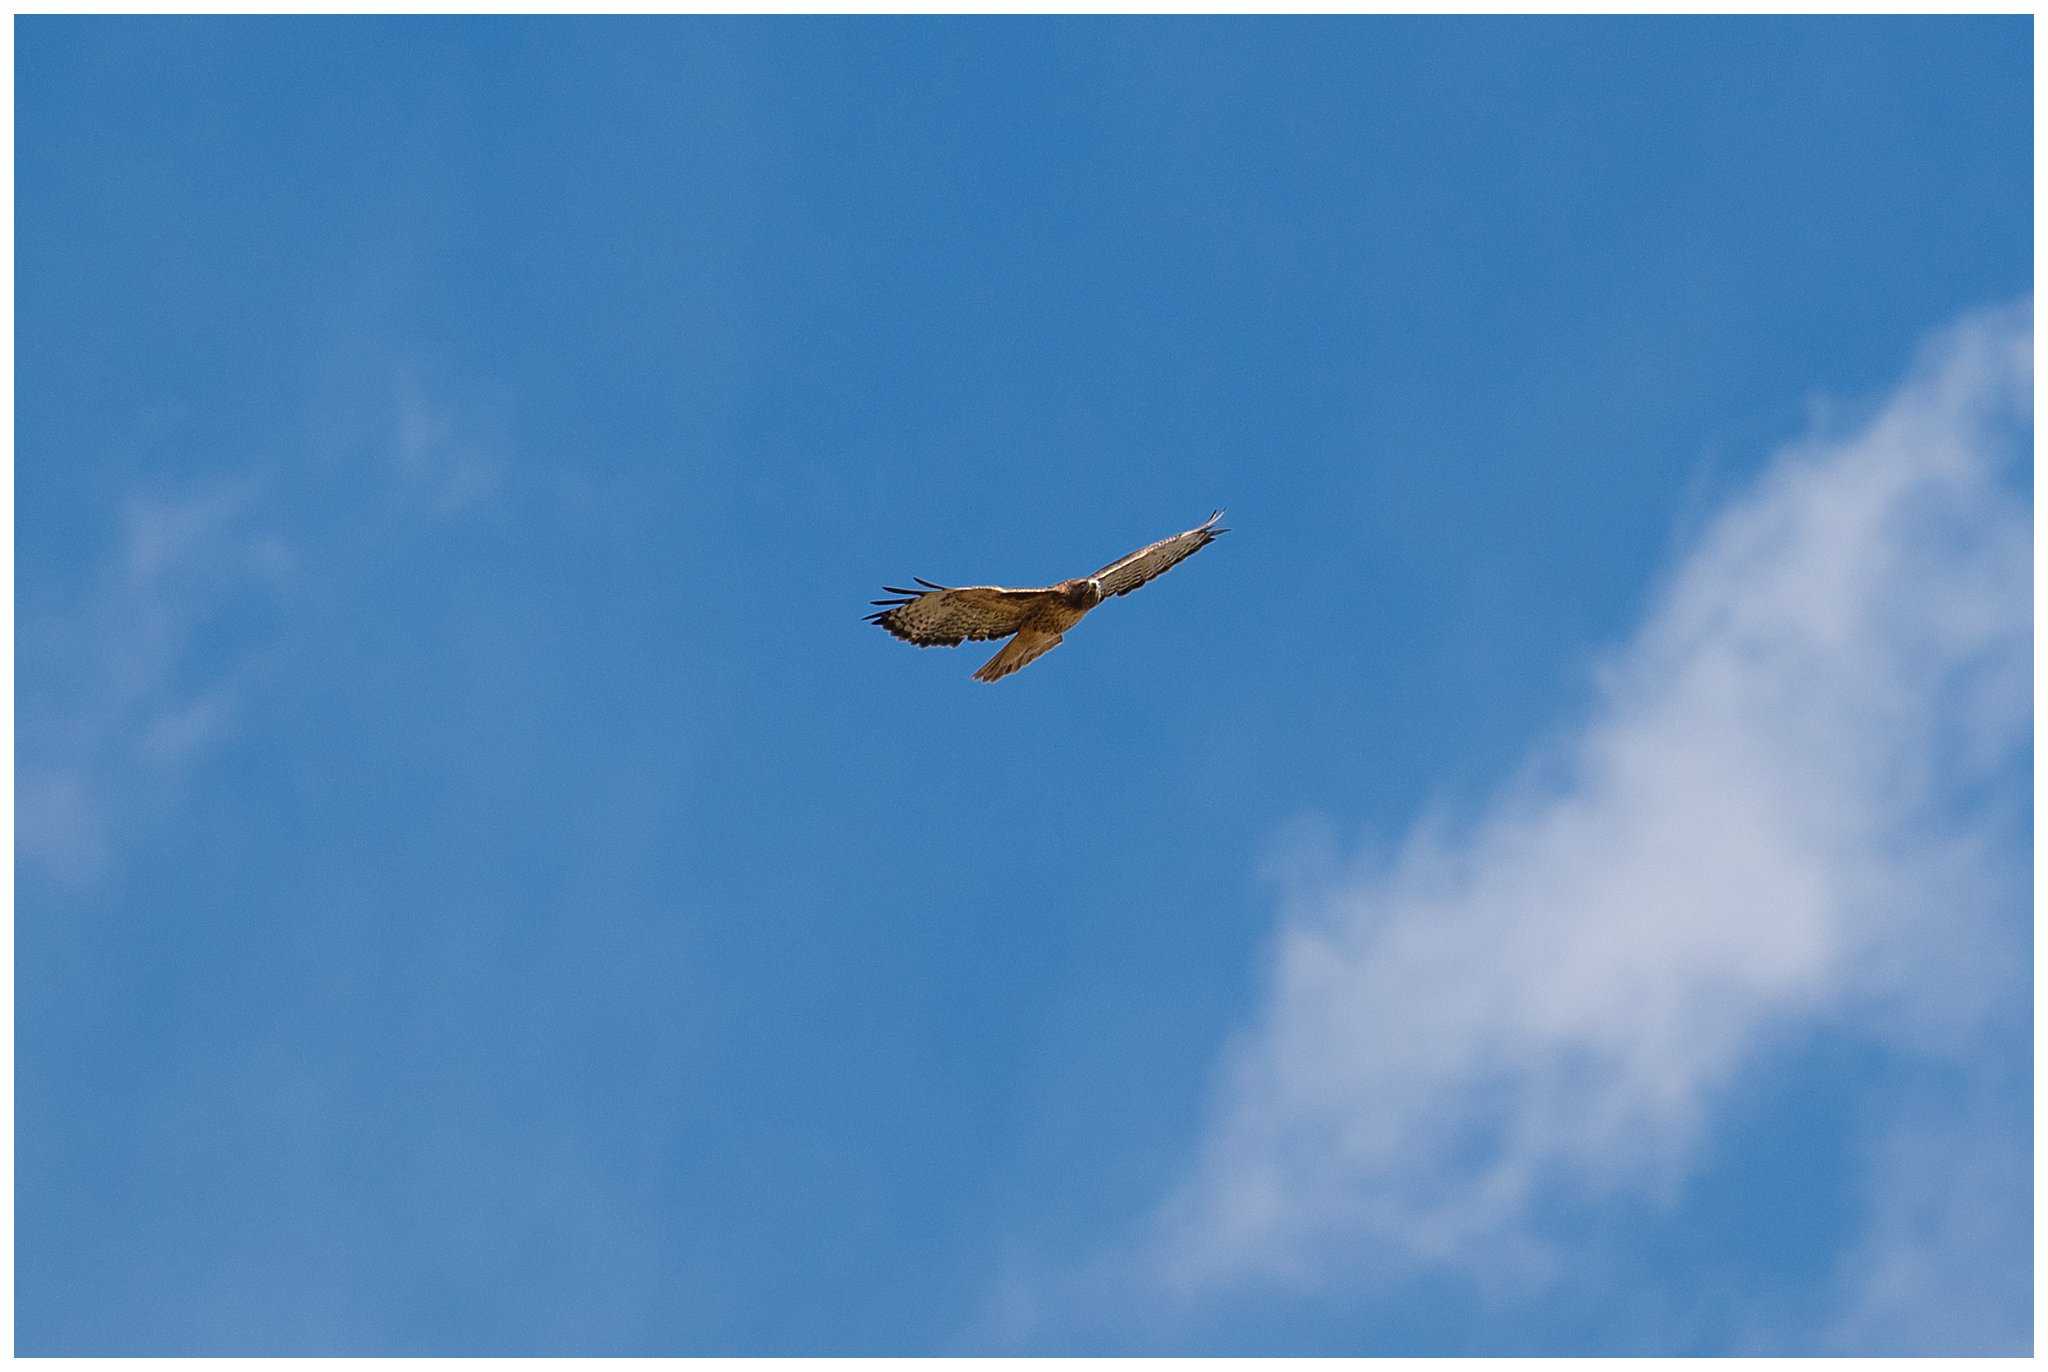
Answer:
[15,16,2031,1355]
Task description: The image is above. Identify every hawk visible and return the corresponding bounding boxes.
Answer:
[866,510,1228,682]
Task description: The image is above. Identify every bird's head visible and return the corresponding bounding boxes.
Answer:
[1064,577,1104,610]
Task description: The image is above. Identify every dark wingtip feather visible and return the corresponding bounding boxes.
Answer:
[866,610,918,642]
[912,576,950,590]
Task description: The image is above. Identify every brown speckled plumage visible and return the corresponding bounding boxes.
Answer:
[865,511,1227,683]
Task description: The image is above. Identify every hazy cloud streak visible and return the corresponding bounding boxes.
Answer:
[18,483,290,884]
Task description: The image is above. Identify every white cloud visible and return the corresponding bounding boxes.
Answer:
[1145,302,2031,1346]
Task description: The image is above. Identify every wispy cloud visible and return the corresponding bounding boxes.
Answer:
[20,359,514,888]
[1126,302,2030,1347]
[19,482,290,885]
[392,366,506,516]
[1817,1086,2030,1355]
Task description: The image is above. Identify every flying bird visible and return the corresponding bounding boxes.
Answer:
[866,510,1228,682]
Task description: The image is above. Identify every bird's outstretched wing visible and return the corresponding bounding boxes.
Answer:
[865,580,1057,646]
[1091,509,1228,598]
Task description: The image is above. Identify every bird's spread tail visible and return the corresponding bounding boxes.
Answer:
[973,630,1062,683]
